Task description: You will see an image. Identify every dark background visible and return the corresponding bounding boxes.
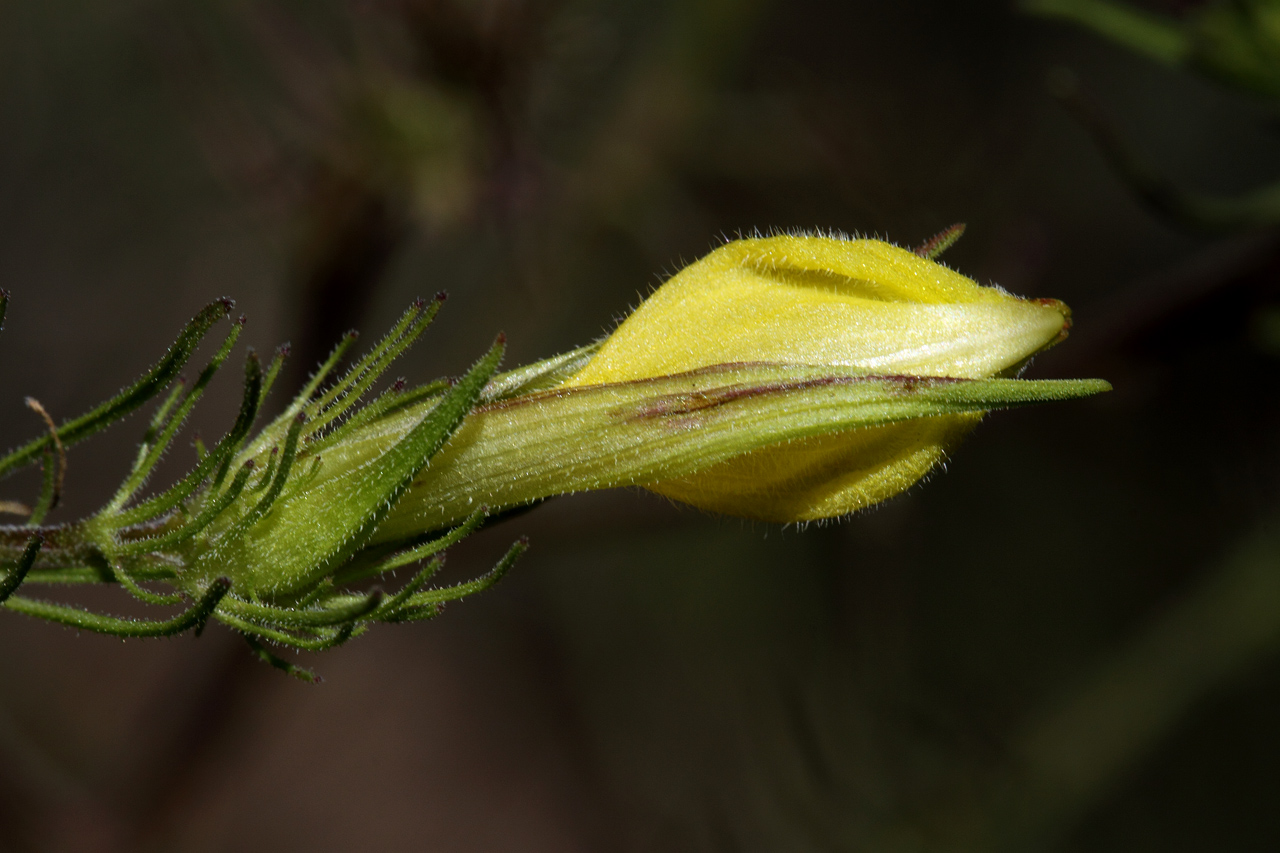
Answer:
[2,0,1279,850]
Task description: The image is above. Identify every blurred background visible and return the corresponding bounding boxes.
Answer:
[2,0,1280,850]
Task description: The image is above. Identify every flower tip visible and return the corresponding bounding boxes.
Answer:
[495,332,507,345]
[434,291,449,303]
[1032,297,1073,344]
[215,297,236,314]
[1032,297,1072,322]
[913,223,967,259]
[276,342,292,357]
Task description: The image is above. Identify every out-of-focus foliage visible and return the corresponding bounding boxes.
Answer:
[1024,0,1280,228]
[1025,0,1280,98]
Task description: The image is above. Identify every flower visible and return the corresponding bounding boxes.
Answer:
[0,245,1106,667]
[370,233,1096,538]
[561,234,1073,520]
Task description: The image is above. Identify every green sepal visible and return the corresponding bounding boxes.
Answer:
[333,505,487,586]
[110,460,257,558]
[110,349,264,528]
[371,363,1112,541]
[479,341,602,402]
[192,336,506,596]
[104,316,245,514]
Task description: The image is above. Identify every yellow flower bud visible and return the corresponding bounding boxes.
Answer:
[335,233,1098,550]
[564,234,1073,521]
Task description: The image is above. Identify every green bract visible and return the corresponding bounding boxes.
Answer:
[0,293,525,681]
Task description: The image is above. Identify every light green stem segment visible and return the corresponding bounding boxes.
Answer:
[342,364,1107,541]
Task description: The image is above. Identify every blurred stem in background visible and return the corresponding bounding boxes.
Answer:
[994,513,1280,851]
[857,509,1280,851]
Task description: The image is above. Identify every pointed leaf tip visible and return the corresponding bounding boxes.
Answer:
[914,223,967,259]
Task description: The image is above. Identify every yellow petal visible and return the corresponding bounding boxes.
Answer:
[647,414,982,521]
[569,236,1069,385]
